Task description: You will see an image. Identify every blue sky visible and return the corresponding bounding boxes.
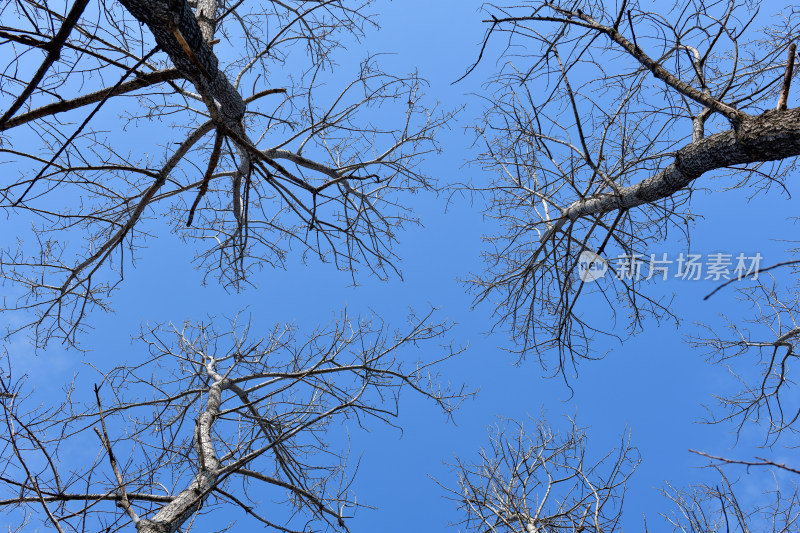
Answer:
[4,0,800,531]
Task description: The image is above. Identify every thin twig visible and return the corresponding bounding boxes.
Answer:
[2,395,66,532]
[690,449,800,475]
[245,87,287,104]
[453,16,499,84]
[704,260,800,300]
[93,384,140,525]
[187,128,224,226]
[627,10,637,50]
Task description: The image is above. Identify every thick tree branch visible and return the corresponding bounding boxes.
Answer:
[116,0,245,126]
[551,108,800,234]
[0,0,90,128]
[136,371,224,533]
[0,69,182,132]
[58,120,214,293]
[0,492,175,506]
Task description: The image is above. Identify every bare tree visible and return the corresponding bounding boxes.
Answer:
[442,417,639,533]
[689,273,800,445]
[444,416,800,532]
[464,0,800,369]
[658,469,800,532]
[0,309,468,532]
[0,0,452,348]
[452,1,800,529]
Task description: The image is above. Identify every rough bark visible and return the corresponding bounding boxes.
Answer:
[136,472,217,533]
[116,0,245,127]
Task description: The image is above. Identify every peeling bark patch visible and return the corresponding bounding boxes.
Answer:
[117,0,245,124]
